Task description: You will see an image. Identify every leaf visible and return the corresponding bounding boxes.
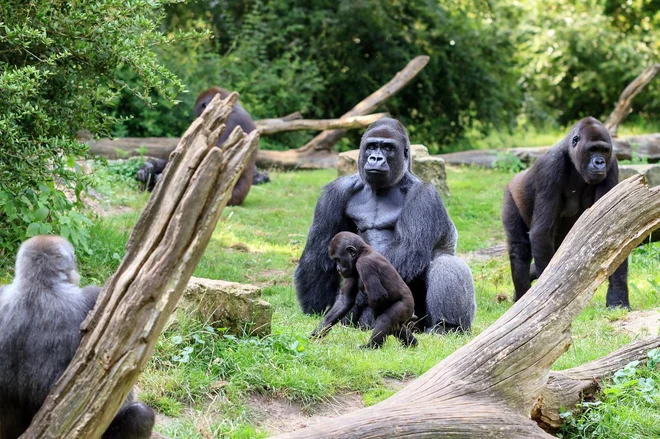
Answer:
[26,222,42,237]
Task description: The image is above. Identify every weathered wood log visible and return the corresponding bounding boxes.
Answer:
[605,64,660,137]
[20,92,259,438]
[295,55,429,154]
[254,113,387,135]
[532,336,660,431]
[269,175,660,439]
[255,55,430,169]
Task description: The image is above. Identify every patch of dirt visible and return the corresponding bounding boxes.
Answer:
[613,309,660,337]
[249,393,364,435]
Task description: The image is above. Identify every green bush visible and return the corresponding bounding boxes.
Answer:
[0,0,191,258]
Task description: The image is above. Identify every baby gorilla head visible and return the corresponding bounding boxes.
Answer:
[328,231,366,278]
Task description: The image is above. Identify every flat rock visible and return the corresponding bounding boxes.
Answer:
[618,164,660,187]
[179,277,272,337]
[337,144,451,197]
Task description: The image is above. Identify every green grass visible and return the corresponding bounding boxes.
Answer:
[3,162,660,438]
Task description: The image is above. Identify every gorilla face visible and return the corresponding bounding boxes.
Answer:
[328,232,362,278]
[569,117,613,185]
[358,118,409,190]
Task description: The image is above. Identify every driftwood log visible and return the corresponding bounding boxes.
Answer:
[86,113,387,160]
[20,92,258,438]
[605,64,660,137]
[256,55,430,169]
[269,175,660,439]
[532,336,660,431]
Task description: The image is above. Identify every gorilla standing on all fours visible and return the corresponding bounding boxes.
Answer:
[0,236,155,439]
[295,118,476,332]
[136,86,269,204]
[502,116,629,308]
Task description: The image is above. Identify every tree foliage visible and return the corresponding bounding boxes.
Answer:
[0,0,187,256]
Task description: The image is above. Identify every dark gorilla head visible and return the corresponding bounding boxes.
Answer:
[567,117,613,185]
[328,232,366,278]
[193,86,230,118]
[358,118,410,189]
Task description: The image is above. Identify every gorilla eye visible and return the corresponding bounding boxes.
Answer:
[572,135,580,147]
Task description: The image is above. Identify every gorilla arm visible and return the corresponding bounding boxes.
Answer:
[383,182,451,283]
[294,176,360,314]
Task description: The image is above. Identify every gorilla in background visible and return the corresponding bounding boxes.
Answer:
[136,86,269,204]
[502,116,629,308]
[295,118,476,333]
[0,236,155,439]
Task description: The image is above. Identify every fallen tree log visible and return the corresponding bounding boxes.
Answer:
[256,55,430,169]
[605,64,660,137]
[85,113,387,161]
[20,92,259,438]
[532,336,660,431]
[255,113,387,135]
[269,175,660,439]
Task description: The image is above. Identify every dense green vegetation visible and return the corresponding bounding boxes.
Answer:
[115,0,660,151]
[32,164,658,439]
[0,0,190,255]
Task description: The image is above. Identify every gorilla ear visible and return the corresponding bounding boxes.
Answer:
[347,245,357,257]
[572,135,580,147]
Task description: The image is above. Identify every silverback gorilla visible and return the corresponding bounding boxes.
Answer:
[0,236,155,439]
[295,118,476,332]
[311,232,417,348]
[502,116,629,308]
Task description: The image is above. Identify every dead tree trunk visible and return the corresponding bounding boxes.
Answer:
[532,336,660,431]
[270,175,660,439]
[20,92,259,438]
[255,113,387,135]
[605,64,660,137]
[256,55,430,169]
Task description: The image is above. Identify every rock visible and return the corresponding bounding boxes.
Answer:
[624,134,660,162]
[413,156,450,198]
[618,164,660,187]
[337,149,359,177]
[179,277,272,337]
[337,144,450,197]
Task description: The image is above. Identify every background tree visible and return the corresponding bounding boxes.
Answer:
[0,0,194,257]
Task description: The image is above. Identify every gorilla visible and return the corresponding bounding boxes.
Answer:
[311,232,417,348]
[0,236,155,439]
[502,116,629,308]
[135,86,269,203]
[295,118,476,333]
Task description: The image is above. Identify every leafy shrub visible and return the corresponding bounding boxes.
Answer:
[0,0,190,259]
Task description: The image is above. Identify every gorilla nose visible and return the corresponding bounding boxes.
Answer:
[594,157,606,169]
[368,155,384,163]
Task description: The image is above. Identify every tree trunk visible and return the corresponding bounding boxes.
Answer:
[20,92,259,438]
[532,336,660,431]
[605,64,660,137]
[255,113,387,135]
[269,175,660,439]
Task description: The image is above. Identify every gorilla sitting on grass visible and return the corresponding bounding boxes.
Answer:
[295,118,476,333]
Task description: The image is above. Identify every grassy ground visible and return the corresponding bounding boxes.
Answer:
[68,163,660,439]
[2,161,658,438]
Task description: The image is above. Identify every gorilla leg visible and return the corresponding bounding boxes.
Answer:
[102,401,155,439]
[606,258,630,310]
[503,190,533,300]
[362,301,411,349]
[395,325,418,347]
[424,254,476,333]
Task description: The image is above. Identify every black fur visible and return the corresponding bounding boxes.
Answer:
[502,116,629,308]
[0,236,155,439]
[311,232,417,348]
[136,158,167,191]
[295,118,476,332]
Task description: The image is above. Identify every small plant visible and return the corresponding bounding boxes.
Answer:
[493,151,526,173]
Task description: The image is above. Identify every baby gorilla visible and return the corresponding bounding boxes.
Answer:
[0,235,154,439]
[311,232,417,348]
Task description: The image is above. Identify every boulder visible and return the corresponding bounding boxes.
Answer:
[337,144,451,197]
[178,277,272,337]
[618,164,660,187]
